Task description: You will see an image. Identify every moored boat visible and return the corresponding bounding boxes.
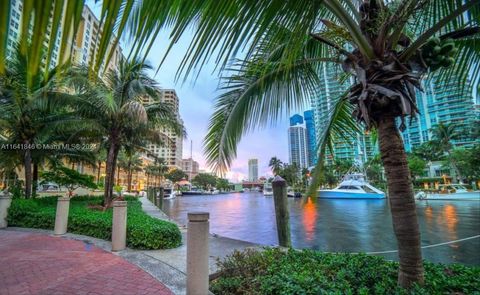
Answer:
[415,184,480,201]
[318,173,385,199]
[263,182,273,196]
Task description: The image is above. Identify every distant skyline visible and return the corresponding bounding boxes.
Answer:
[86,2,309,182]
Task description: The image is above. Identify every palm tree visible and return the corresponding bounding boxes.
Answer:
[67,59,183,206]
[0,48,83,198]
[118,150,143,192]
[430,122,463,182]
[269,157,283,176]
[127,0,480,287]
[154,158,169,187]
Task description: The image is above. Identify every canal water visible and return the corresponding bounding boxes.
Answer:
[163,192,480,265]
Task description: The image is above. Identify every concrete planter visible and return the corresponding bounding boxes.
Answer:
[0,193,13,228]
[54,197,70,235]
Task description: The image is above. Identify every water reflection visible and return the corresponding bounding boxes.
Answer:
[163,193,480,265]
[302,197,317,241]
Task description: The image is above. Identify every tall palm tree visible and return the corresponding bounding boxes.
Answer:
[430,122,463,182]
[127,0,480,287]
[0,48,83,198]
[268,157,283,176]
[67,59,183,206]
[118,150,143,192]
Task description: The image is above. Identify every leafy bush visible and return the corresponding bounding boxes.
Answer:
[211,248,480,295]
[7,196,181,250]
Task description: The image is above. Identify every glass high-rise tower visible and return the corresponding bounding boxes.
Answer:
[401,75,479,151]
[310,63,375,164]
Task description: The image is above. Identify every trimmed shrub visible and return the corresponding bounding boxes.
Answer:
[211,248,480,295]
[7,196,181,250]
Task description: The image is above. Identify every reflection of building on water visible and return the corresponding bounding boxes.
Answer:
[302,197,317,241]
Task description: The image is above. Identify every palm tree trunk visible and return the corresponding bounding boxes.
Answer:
[24,148,32,199]
[117,167,120,186]
[32,163,38,198]
[446,150,463,183]
[378,116,424,288]
[97,161,101,184]
[127,170,132,192]
[104,143,119,206]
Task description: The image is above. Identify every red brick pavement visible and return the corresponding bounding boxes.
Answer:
[0,230,174,295]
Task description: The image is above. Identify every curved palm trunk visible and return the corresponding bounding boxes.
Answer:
[378,116,424,288]
[104,142,119,206]
[24,148,32,199]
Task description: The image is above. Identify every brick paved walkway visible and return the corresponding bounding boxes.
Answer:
[0,230,174,295]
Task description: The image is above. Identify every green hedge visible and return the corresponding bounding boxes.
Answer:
[211,248,480,295]
[7,196,181,250]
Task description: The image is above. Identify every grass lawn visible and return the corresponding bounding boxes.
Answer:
[7,196,181,250]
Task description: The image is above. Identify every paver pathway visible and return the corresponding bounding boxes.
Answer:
[0,230,173,295]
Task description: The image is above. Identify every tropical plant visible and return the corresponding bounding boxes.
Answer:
[269,157,283,176]
[412,141,444,162]
[66,59,183,206]
[216,178,231,191]
[118,150,143,192]
[192,173,217,190]
[0,0,136,79]
[40,166,97,197]
[448,145,480,182]
[278,163,300,187]
[131,0,480,287]
[430,122,463,182]
[166,168,188,183]
[407,155,427,180]
[0,48,86,198]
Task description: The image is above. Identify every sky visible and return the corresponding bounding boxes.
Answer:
[87,2,304,182]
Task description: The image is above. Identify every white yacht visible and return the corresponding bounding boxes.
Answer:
[163,187,176,199]
[416,184,480,201]
[318,173,385,199]
[263,182,273,196]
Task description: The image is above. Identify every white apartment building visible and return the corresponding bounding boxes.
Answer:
[146,89,184,169]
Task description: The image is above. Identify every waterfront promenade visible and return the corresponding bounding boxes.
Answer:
[0,196,258,295]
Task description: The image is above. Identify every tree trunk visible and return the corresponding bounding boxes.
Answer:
[446,150,463,183]
[24,148,32,199]
[97,161,101,184]
[127,170,132,192]
[104,143,119,207]
[146,173,150,188]
[32,163,38,197]
[117,167,120,186]
[378,116,424,288]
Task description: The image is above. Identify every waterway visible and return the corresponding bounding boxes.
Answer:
[163,192,480,265]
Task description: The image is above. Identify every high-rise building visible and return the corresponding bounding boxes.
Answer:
[5,2,124,72]
[182,158,199,180]
[248,159,258,181]
[402,76,479,151]
[146,89,183,169]
[310,63,374,164]
[71,6,124,74]
[288,115,309,168]
[303,110,317,167]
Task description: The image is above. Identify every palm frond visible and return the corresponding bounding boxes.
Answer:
[307,95,361,197]
[203,41,334,173]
